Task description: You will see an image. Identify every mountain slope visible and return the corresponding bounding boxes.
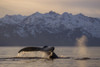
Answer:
[0,11,100,46]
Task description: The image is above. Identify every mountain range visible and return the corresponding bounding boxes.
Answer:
[0,11,100,46]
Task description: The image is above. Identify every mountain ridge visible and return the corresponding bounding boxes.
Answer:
[0,11,100,46]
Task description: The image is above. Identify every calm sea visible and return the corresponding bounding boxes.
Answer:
[0,47,100,67]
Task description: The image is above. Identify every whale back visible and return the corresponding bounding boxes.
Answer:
[43,47,55,52]
[18,47,42,53]
[17,46,57,59]
[43,46,48,48]
[18,46,54,53]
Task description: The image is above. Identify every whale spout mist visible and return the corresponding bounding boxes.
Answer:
[75,35,88,58]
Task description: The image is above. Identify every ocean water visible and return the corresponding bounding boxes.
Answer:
[0,47,100,67]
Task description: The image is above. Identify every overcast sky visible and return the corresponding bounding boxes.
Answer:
[0,0,100,18]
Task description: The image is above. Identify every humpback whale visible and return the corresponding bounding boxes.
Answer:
[18,46,58,59]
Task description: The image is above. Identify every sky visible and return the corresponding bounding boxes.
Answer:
[0,0,100,18]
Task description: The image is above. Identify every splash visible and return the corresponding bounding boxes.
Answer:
[75,35,88,58]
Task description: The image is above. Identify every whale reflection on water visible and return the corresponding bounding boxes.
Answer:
[17,46,58,59]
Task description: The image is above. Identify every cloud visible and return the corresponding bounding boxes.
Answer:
[60,0,100,9]
[0,0,100,18]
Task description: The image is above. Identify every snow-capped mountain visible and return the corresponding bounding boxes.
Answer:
[0,11,100,46]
